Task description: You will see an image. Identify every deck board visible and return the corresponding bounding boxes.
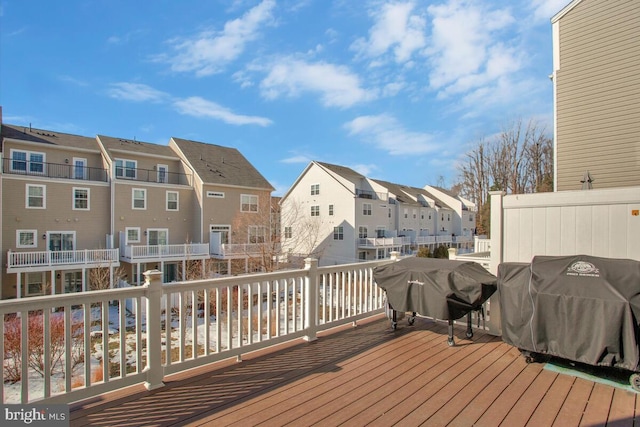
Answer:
[70,315,639,427]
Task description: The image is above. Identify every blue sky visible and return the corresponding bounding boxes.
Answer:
[0,0,567,196]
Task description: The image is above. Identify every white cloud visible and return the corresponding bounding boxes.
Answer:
[281,155,312,164]
[351,1,427,64]
[531,0,568,21]
[344,114,437,155]
[107,83,169,102]
[173,96,272,126]
[160,0,276,76]
[426,1,519,97]
[258,57,376,108]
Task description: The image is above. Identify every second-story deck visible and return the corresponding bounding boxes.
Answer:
[120,243,210,263]
[70,315,639,426]
[6,249,119,273]
[2,158,108,182]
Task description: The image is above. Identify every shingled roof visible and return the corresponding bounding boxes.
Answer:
[98,135,177,159]
[1,123,100,151]
[171,137,274,190]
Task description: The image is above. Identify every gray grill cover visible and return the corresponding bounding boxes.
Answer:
[373,258,497,320]
[498,255,640,371]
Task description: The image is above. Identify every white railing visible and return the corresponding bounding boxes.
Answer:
[358,237,411,247]
[121,243,209,261]
[7,249,119,271]
[474,236,491,252]
[448,248,491,271]
[414,236,437,245]
[0,257,395,405]
[210,243,267,258]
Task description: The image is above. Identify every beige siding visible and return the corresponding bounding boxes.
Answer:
[113,183,196,244]
[555,0,640,191]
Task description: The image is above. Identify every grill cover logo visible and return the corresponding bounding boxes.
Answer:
[567,261,600,277]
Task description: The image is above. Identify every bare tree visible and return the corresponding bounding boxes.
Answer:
[89,262,126,291]
[456,118,553,235]
[279,197,326,267]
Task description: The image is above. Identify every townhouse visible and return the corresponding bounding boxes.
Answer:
[0,119,274,299]
[551,0,640,191]
[280,161,476,266]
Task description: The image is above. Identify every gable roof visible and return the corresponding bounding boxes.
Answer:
[1,123,100,151]
[97,135,177,160]
[371,179,416,205]
[551,0,583,23]
[171,137,274,190]
[315,161,366,182]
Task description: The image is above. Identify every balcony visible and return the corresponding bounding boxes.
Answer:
[358,237,412,248]
[115,167,192,186]
[209,242,275,259]
[69,316,634,426]
[2,158,108,182]
[355,189,387,200]
[120,243,210,262]
[6,249,119,272]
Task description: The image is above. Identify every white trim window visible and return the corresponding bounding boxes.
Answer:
[17,230,37,248]
[311,205,320,217]
[210,225,230,244]
[207,191,225,198]
[310,184,320,195]
[363,203,372,216]
[72,157,87,179]
[157,164,168,183]
[147,229,168,245]
[284,226,292,239]
[166,191,179,211]
[333,226,344,240]
[329,204,334,216]
[26,184,46,208]
[10,149,45,174]
[115,159,137,179]
[132,188,146,209]
[241,194,258,212]
[73,187,90,210]
[26,272,45,296]
[248,225,266,243]
[126,227,140,244]
[358,226,368,239]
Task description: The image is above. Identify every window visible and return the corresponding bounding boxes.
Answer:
[26,272,45,296]
[210,225,230,244]
[284,226,292,239]
[241,194,258,212]
[115,159,137,179]
[166,191,179,211]
[207,191,225,198]
[413,209,417,219]
[48,232,74,251]
[248,226,266,243]
[73,187,90,210]
[363,203,372,216]
[26,184,45,208]
[404,208,408,219]
[17,230,37,248]
[11,149,45,174]
[359,226,368,239]
[132,188,146,209]
[376,227,386,238]
[73,157,87,179]
[126,227,140,244]
[311,184,320,195]
[311,205,320,217]
[333,226,344,240]
[148,229,168,245]
[329,204,334,216]
[469,215,474,222]
[157,164,168,183]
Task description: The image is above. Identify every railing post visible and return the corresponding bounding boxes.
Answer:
[143,269,165,390]
[390,251,401,261]
[487,190,506,336]
[448,248,457,260]
[303,258,318,342]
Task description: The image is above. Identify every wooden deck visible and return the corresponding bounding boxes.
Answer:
[70,315,640,426]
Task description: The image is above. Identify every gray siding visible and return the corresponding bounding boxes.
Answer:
[555,0,640,190]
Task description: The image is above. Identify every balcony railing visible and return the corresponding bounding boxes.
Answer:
[210,242,276,258]
[2,158,108,182]
[6,249,119,272]
[0,256,412,404]
[115,167,192,186]
[121,243,210,261]
[358,237,412,248]
[355,189,387,200]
